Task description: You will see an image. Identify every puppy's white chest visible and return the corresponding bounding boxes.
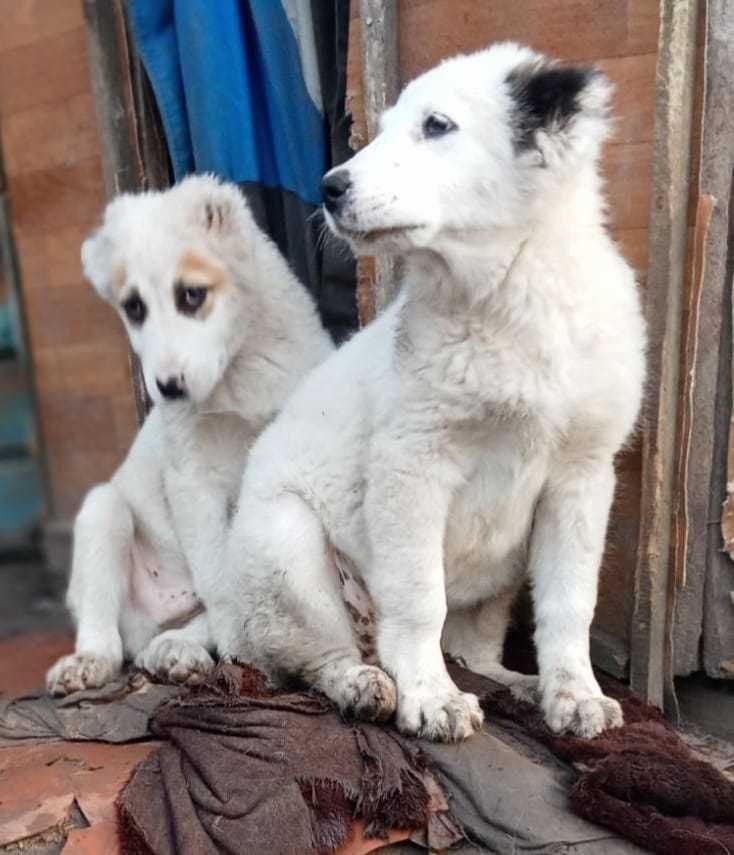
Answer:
[444,422,548,607]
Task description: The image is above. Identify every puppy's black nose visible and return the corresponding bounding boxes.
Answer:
[321,170,351,213]
[156,376,187,400]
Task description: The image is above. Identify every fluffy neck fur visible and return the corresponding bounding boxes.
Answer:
[403,160,605,313]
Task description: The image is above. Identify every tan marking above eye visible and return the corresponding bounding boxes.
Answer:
[175,251,226,291]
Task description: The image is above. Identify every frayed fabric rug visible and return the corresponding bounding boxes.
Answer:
[117,665,460,855]
[474,667,734,855]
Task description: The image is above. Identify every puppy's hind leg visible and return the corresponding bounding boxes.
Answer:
[213,493,396,723]
[442,588,538,703]
[46,483,132,696]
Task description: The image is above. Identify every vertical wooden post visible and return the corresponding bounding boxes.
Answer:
[631,0,699,712]
[81,0,171,422]
[358,0,400,314]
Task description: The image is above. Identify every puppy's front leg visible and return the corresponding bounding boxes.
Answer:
[135,611,214,685]
[530,457,623,738]
[365,443,483,742]
[46,483,131,695]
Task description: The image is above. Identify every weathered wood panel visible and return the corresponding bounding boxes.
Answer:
[397,0,660,72]
[630,0,699,709]
[0,2,137,521]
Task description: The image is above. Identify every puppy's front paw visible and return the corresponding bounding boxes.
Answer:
[135,637,214,686]
[46,651,122,696]
[337,664,397,723]
[542,670,623,738]
[398,685,483,742]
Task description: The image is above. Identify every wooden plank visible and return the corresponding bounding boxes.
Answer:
[603,142,654,231]
[597,54,657,146]
[672,194,714,590]
[359,0,400,142]
[397,0,660,78]
[46,449,122,520]
[0,1,80,54]
[0,0,139,532]
[6,157,105,237]
[12,224,97,292]
[611,228,649,280]
[1,93,99,177]
[0,27,91,117]
[669,4,709,680]
[82,0,145,196]
[22,283,122,350]
[82,0,171,418]
[356,1,401,319]
[596,441,643,644]
[700,0,734,679]
[33,344,132,400]
[39,392,120,455]
[630,0,699,712]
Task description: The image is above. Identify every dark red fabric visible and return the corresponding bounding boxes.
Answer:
[482,679,734,855]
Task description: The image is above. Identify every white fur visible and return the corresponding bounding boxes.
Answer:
[210,43,646,741]
[47,175,333,695]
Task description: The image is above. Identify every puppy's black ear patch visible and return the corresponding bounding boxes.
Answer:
[507,63,595,152]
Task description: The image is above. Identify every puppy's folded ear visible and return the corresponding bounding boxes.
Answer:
[81,226,115,300]
[177,174,254,239]
[506,61,612,158]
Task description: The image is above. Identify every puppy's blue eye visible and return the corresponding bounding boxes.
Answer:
[175,284,208,315]
[423,113,457,139]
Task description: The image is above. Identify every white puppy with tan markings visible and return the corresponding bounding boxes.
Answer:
[46,175,333,696]
[211,43,646,742]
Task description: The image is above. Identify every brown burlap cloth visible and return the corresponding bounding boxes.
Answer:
[117,664,460,855]
[114,661,734,855]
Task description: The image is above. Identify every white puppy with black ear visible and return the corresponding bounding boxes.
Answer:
[46,175,333,696]
[211,43,646,741]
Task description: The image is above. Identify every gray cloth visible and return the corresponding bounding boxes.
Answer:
[419,724,645,854]
[0,673,178,745]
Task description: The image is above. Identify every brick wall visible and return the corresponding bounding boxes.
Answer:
[0,0,137,522]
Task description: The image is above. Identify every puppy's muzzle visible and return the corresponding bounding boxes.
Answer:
[156,376,187,401]
[321,169,351,215]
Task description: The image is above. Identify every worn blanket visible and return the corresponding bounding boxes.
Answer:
[119,665,646,855]
[118,665,460,855]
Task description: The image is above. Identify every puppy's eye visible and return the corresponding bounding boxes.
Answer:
[122,293,146,325]
[176,284,208,315]
[422,112,457,139]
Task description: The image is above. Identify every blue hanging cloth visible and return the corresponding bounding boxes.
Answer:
[127,0,328,205]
